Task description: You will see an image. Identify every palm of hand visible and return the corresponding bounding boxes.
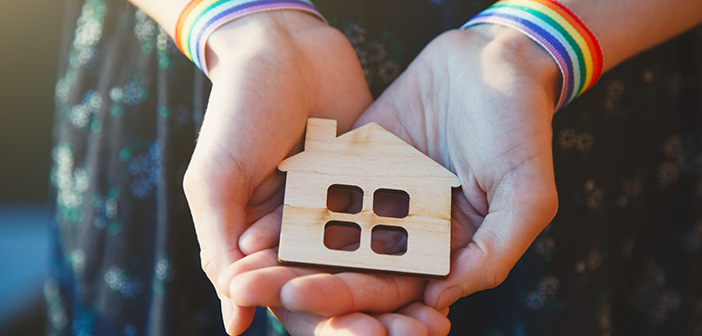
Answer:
[354,28,559,308]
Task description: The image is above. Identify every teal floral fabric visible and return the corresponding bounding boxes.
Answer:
[47,0,702,335]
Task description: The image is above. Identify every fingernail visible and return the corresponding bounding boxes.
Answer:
[435,286,462,311]
[221,299,233,335]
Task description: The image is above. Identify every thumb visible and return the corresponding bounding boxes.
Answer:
[352,71,419,150]
[353,95,405,135]
[425,171,558,310]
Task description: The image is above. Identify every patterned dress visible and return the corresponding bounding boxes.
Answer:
[46,0,702,335]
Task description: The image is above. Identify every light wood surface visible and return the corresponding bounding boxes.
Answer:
[278,118,459,277]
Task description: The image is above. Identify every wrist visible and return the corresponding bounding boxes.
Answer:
[460,0,605,111]
[464,24,561,111]
[174,0,326,77]
[205,10,326,81]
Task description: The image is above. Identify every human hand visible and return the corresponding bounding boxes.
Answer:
[224,249,451,336]
[351,25,561,310]
[268,302,449,336]
[181,10,373,335]
[217,179,437,333]
[220,23,560,332]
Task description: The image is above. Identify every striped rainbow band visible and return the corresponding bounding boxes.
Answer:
[175,0,326,75]
[462,0,604,110]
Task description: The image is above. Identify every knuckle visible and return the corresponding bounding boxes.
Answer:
[182,163,205,198]
[515,180,559,226]
[543,186,559,220]
[526,181,559,221]
[199,249,218,284]
[485,262,511,289]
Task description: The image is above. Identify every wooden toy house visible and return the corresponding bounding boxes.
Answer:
[278,118,460,277]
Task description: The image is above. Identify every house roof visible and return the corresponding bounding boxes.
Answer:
[279,119,460,186]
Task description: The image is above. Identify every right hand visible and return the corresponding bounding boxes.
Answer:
[181,10,376,334]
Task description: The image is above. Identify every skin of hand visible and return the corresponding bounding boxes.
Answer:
[182,10,449,335]
[368,25,562,310]
[221,247,449,335]
[268,300,450,336]
[268,0,702,313]
[128,0,702,333]
[181,10,375,334]
[224,23,561,317]
[219,1,702,324]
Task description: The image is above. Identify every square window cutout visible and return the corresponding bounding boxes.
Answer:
[324,221,361,252]
[371,225,408,256]
[373,189,409,218]
[327,184,363,214]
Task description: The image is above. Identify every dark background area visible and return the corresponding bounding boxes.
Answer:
[0,0,67,203]
[0,1,67,334]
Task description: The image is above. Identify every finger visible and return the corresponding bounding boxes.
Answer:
[375,313,428,336]
[221,298,256,336]
[270,307,387,336]
[231,265,318,308]
[281,272,426,316]
[218,249,281,299]
[222,246,425,315]
[219,249,319,307]
[353,85,416,149]
[352,66,431,157]
[425,173,558,310]
[394,302,451,336]
[239,205,283,255]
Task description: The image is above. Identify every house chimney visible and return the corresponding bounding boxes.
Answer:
[304,118,337,150]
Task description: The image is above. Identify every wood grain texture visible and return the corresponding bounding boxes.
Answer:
[278,118,459,277]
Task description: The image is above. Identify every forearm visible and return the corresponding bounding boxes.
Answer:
[563,0,702,71]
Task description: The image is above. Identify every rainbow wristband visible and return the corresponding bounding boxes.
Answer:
[462,0,604,110]
[175,0,326,75]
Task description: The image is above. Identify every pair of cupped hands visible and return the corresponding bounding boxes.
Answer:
[182,10,559,336]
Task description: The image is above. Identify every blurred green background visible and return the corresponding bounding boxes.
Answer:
[0,0,67,202]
